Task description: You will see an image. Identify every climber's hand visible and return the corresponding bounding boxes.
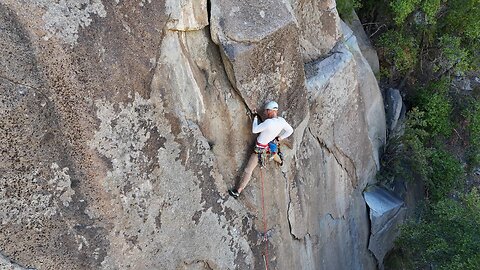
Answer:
[252,109,259,120]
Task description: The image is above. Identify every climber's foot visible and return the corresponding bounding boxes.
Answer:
[228,189,240,199]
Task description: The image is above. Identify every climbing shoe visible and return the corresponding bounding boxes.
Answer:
[228,189,240,199]
[272,153,283,166]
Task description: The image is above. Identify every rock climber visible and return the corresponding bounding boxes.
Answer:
[229,101,294,198]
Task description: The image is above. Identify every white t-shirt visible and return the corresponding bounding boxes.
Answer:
[253,116,294,145]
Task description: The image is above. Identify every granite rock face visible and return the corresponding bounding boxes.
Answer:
[344,11,380,74]
[364,186,406,269]
[1,1,387,269]
[291,0,342,62]
[385,88,406,134]
[342,21,386,168]
[1,253,29,270]
[166,0,208,31]
[210,0,308,127]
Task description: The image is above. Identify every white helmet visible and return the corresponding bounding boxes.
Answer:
[265,101,278,111]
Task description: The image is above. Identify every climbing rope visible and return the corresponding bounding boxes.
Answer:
[259,168,269,270]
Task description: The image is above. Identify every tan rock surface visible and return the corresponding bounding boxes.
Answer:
[1,1,386,269]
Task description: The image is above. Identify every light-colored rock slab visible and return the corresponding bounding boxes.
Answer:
[344,12,380,74]
[166,0,208,31]
[342,21,386,169]
[0,1,387,269]
[364,186,406,268]
[306,43,376,183]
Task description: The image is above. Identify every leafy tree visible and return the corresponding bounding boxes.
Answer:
[432,35,471,76]
[337,0,362,20]
[397,188,480,269]
[361,0,479,80]
[421,0,442,24]
[413,79,453,138]
[427,148,463,201]
[378,30,419,75]
[378,108,431,183]
[463,98,480,167]
[390,0,421,25]
[443,0,480,41]
[362,0,480,268]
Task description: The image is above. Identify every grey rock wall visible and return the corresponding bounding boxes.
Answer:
[0,0,386,269]
[364,186,406,270]
[291,0,342,63]
[344,12,380,74]
[210,0,307,126]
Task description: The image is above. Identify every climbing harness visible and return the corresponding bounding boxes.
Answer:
[255,140,284,168]
[259,168,269,270]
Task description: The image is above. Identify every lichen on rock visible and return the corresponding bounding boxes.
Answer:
[89,93,252,269]
[29,0,107,45]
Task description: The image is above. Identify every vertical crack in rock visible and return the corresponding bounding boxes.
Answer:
[283,109,311,241]
[210,0,308,127]
[205,25,253,114]
[202,30,251,114]
[308,127,356,181]
[283,170,301,240]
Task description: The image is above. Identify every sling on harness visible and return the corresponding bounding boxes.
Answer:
[255,140,283,168]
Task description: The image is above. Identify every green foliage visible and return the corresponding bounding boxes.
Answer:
[463,98,480,167]
[364,0,480,267]
[379,30,419,75]
[434,35,472,75]
[427,149,463,201]
[336,0,361,20]
[421,0,442,24]
[366,0,479,80]
[443,0,480,41]
[414,79,453,137]
[383,249,414,270]
[467,100,480,148]
[402,108,431,180]
[379,85,464,196]
[390,0,421,25]
[378,108,431,183]
[397,188,480,269]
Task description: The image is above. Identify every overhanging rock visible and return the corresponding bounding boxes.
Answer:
[364,186,406,269]
[292,0,342,62]
[210,0,307,126]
